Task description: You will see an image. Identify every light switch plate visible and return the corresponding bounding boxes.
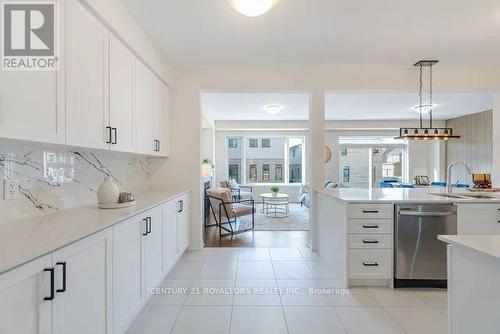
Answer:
[3,179,20,200]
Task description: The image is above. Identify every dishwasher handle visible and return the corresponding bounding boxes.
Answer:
[398,210,456,217]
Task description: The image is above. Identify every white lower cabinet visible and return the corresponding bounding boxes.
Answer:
[0,192,190,334]
[0,254,52,334]
[163,199,179,272]
[177,193,190,253]
[457,203,500,234]
[144,207,165,295]
[0,229,112,334]
[51,230,112,334]
[112,215,147,333]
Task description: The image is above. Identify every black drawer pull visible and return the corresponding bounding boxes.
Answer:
[111,128,117,144]
[56,262,67,293]
[44,268,55,301]
[362,225,379,229]
[105,126,112,144]
[362,240,379,244]
[362,262,379,267]
[178,200,184,213]
[362,210,379,214]
[147,217,152,234]
[142,218,148,236]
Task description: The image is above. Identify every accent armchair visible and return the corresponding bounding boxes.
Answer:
[206,188,255,237]
[220,179,254,201]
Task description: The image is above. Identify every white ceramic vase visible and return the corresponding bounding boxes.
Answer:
[97,177,120,204]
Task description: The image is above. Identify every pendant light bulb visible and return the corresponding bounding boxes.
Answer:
[229,0,277,17]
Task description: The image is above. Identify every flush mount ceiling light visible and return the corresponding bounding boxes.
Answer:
[396,60,460,141]
[263,104,284,115]
[229,0,277,17]
[412,104,437,114]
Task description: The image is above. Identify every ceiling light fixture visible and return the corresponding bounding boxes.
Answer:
[396,60,460,141]
[229,0,277,17]
[263,104,284,115]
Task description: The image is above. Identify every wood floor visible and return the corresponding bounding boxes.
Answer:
[203,226,309,248]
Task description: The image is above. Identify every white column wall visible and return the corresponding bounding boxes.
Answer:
[493,93,500,185]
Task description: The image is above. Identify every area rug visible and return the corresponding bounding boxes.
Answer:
[238,203,310,231]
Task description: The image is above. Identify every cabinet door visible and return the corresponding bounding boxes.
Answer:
[65,0,109,150]
[112,216,147,333]
[156,82,171,157]
[457,204,500,234]
[145,208,164,294]
[0,254,52,334]
[151,76,163,156]
[177,194,190,254]
[52,229,112,334]
[163,199,179,272]
[0,0,64,144]
[109,34,135,153]
[135,61,155,155]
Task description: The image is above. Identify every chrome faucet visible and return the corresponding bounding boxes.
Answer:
[446,161,472,192]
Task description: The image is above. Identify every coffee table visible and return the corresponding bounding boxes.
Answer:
[259,193,290,218]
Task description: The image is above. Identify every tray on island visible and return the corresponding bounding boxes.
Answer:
[98,200,136,209]
[467,188,500,192]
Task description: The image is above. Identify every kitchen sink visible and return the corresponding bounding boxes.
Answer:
[429,193,466,199]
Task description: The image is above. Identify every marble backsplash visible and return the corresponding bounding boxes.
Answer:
[0,140,159,223]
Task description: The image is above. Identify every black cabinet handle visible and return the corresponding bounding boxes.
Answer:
[44,268,55,301]
[147,217,152,234]
[142,218,148,236]
[111,128,117,144]
[363,240,379,244]
[157,140,160,152]
[178,200,183,213]
[362,225,379,229]
[56,262,67,293]
[105,126,112,144]
[362,262,379,267]
[362,210,379,214]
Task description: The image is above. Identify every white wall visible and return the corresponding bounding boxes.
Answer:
[152,65,500,249]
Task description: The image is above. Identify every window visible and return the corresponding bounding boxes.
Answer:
[249,164,257,182]
[229,164,240,183]
[288,137,303,183]
[262,164,270,182]
[343,166,350,183]
[228,138,238,148]
[275,164,283,181]
[338,137,408,188]
[230,136,304,184]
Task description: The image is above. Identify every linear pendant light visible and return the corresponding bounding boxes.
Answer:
[395,60,460,141]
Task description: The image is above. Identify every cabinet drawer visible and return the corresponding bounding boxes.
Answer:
[348,234,392,249]
[347,204,393,219]
[348,219,392,234]
[349,249,392,279]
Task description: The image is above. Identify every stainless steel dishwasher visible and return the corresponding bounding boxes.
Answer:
[394,204,457,288]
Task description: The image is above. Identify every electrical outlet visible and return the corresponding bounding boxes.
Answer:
[3,179,20,200]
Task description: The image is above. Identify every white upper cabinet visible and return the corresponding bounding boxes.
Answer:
[0,0,64,144]
[109,35,135,153]
[155,81,171,157]
[65,0,109,150]
[135,61,155,155]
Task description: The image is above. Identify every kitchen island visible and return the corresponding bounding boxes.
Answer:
[438,235,500,334]
[316,187,500,288]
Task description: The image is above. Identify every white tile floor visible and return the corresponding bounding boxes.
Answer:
[127,247,447,334]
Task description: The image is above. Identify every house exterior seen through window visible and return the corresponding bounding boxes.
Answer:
[227,136,305,185]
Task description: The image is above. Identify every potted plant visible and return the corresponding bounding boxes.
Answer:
[270,186,280,196]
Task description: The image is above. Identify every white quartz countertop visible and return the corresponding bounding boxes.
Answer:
[321,187,500,204]
[0,189,189,274]
[438,235,500,260]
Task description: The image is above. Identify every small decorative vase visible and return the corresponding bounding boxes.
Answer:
[272,192,278,197]
[97,177,120,205]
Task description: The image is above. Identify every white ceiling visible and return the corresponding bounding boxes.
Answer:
[202,91,493,121]
[121,0,500,67]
